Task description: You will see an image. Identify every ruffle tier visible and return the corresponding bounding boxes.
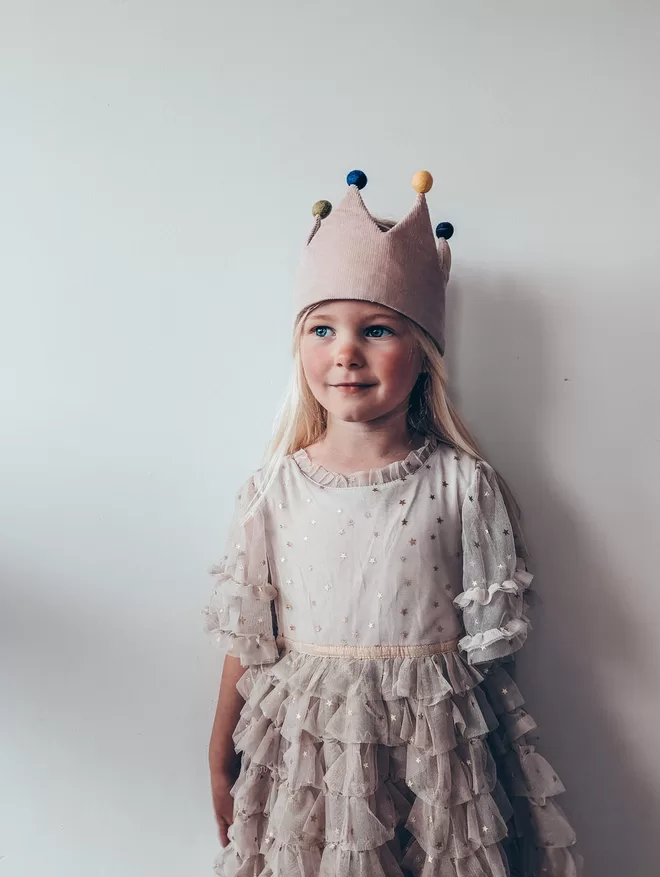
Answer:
[215,649,581,877]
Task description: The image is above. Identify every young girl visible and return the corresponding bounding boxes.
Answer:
[204,170,582,877]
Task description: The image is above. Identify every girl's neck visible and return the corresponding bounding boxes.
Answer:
[306,410,425,476]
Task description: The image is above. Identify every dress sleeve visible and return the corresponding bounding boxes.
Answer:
[455,461,533,665]
[203,475,279,667]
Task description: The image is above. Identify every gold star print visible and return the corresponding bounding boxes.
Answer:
[314,625,321,632]
[436,516,443,524]
[442,480,448,487]
[238,616,246,625]
[429,494,435,500]
[296,712,302,719]
[468,495,474,502]
[399,499,406,506]
[400,556,407,562]
[501,688,508,695]
[340,552,347,559]
[433,601,439,608]
[286,541,293,547]
[415,756,421,763]
[401,608,408,616]
[286,603,292,610]
[409,538,417,546]
[368,622,374,628]
[401,518,408,526]
[404,579,412,587]
[289,625,295,631]
[342,616,348,622]
[503,528,510,536]
[402,631,409,638]
[430,534,436,540]
[433,565,439,571]
[369,557,376,564]
[377,592,383,599]
[310,814,317,823]
[310,519,317,525]
[338,528,345,535]
[445,583,453,592]
[285,579,293,585]
[437,625,444,632]
[372,487,379,493]
[324,584,331,591]
[337,508,342,514]
[326,699,333,706]
[473,540,480,548]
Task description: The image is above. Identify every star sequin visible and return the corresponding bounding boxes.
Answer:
[433,565,439,571]
[430,534,436,540]
[314,625,321,632]
[429,494,435,500]
[369,557,376,564]
[310,519,317,525]
[238,615,246,625]
[368,622,374,628]
[504,528,510,536]
[286,541,293,547]
[342,616,348,622]
[468,495,474,502]
[296,712,302,719]
[377,592,383,599]
[324,584,331,591]
[401,608,408,616]
[286,603,292,609]
[436,516,443,524]
[404,579,412,587]
[433,601,439,608]
[401,518,408,526]
[303,536,309,541]
[340,552,347,559]
[338,528,345,535]
[402,631,409,638]
[501,688,509,695]
[337,508,342,514]
[442,480,449,487]
[326,699,333,706]
[399,499,407,506]
[289,625,295,630]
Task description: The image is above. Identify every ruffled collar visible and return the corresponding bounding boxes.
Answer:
[291,439,438,488]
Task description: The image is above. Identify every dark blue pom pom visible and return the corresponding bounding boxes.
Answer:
[435,221,454,240]
[346,169,368,190]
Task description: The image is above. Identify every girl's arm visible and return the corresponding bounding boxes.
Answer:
[208,655,246,847]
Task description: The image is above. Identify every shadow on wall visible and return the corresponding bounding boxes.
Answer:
[445,268,659,876]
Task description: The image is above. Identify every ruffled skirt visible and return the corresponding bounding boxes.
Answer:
[215,648,582,877]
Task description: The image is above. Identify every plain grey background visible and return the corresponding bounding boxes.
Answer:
[1,2,659,875]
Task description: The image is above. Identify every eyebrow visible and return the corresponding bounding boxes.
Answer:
[308,311,403,322]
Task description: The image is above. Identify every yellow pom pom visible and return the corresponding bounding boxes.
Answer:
[312,199,332,219]
[412,170,433,194]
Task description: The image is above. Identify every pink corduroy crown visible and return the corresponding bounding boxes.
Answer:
[293,169,454,355]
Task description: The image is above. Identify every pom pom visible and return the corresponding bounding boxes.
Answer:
[346,169,367,190]
[312,199,332,219]
[435,221,454,240]
[412,170,433,194]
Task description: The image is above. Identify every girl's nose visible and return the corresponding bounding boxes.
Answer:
[335,339,365,369]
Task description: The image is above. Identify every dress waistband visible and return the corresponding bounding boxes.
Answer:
[276,635,460,659]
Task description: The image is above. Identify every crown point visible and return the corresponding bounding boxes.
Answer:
[412,170,433,194]
[435,221,454,240]
[312,199,332,219]
[346,169,367,190]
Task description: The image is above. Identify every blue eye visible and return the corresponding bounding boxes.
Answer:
[313,326,332,337]
[367,326,394,338]
[312,326,394,338]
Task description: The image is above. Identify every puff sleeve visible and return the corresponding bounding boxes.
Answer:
[203,475,279,667]
[456,461,533,665]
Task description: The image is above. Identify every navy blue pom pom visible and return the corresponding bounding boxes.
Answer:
[435,222,454,240]
[346,169,368,190]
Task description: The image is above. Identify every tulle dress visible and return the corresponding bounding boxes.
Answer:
[204,440,582,877]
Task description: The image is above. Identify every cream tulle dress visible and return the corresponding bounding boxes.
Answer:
[204,440,582,877]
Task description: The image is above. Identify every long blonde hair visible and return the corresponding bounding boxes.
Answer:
[245,219,526,547]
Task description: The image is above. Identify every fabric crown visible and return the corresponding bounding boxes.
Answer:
[292,170,454,354]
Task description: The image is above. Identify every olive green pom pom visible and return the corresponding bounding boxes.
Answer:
[312,199,332,219]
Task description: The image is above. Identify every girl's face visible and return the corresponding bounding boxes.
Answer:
[300,300,423,425]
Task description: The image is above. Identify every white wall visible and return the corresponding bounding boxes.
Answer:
[1,2,658,874]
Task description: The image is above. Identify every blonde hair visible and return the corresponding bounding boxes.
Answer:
[245,218,525,546]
